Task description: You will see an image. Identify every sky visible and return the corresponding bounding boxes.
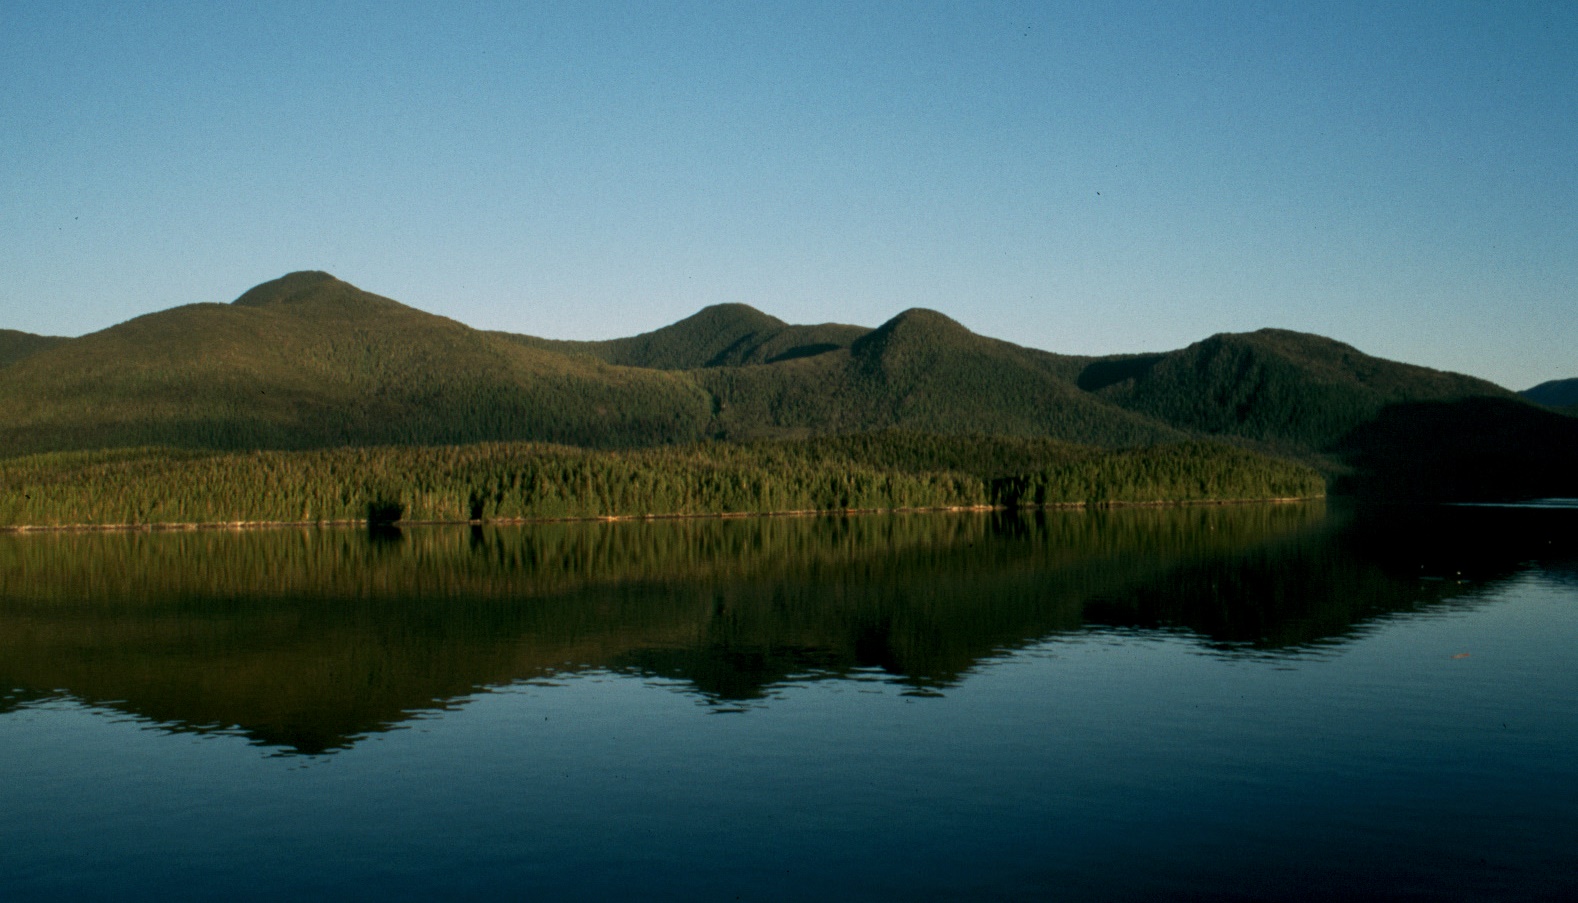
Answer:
[2,1,1574,390]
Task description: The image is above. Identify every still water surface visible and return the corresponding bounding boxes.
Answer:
[2,503,1574,900]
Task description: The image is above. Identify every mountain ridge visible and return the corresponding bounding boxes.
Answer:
[0,272,713,453]
[1522,378,1578,411]
[0,329,68,369]
[3,272,1570,500]
[1087,328,1512,451]
[501,301,871,370]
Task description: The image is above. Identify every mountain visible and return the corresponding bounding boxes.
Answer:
[498,302,870,369]
[1081,329,1513,452]
[0,329,66,369]
[2,271,1569,499]
[1522,378,1578,411]
[0,274,1189,454]
[695,308,1180,445]
[0,272,712,453]
[1074,330,1577,498]
[510,305,1180,444]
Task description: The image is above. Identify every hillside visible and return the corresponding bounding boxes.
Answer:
[1522,378,1578,411]
[1335,396,1578,499]
[1,271,1569,500]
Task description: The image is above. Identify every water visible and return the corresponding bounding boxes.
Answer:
[2,502,1574,901]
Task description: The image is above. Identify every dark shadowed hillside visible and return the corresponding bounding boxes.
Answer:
[1522,378,1578,411]
[1335,396,1578,500]
[1082,329,1513,451]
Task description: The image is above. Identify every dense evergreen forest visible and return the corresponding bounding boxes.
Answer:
[0,271,1570,509]
[0,434,1324,528]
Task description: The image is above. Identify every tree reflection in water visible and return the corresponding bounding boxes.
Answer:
[1,501,1571,754]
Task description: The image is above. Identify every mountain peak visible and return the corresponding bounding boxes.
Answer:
[229,272,413,321]
[865,308,970,342]
[884,308,966,331]
[673,303,786,333]
[231,271,345,307]
[582,303,791,369]
[1232,328,1363,356]
[852,308,972,358]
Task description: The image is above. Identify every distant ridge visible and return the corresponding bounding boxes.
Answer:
[1522,378,1578,410]
[584,302,790,369]
[0,329,67,369]
[2,271,1572,500]
[1084,328,1511,450]
[504,302,870,370]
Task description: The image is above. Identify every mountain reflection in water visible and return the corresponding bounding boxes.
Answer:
[1,502,1571,755]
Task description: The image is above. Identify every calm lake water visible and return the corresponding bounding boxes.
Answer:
[2,502,1574,901]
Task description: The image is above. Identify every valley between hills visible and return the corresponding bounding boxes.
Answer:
[1,270,1574,528]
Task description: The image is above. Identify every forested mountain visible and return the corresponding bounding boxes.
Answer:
[0,272,712,454]
[502,303,870,369]
[695,308,1180,445]
[1,271,1569,499]
[1522,378,1578,411]
[0,272,1183,454]
[1082,329,1513,451]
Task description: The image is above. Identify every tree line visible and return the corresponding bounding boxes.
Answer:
[0,433,1325,528]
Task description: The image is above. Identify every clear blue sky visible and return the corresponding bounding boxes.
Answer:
[3,1,1574,389]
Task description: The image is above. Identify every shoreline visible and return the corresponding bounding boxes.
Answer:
[0,496,1321,535]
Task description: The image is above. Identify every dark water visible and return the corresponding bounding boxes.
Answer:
[1,502,1574,901]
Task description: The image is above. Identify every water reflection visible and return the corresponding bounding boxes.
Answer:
[1,502,1572,754]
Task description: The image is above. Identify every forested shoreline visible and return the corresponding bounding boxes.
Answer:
[0,433,1324,530]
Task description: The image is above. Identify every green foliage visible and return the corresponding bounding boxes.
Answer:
[994,442,1327,506]
[0,434,1323,528]
[772,431,1098,479]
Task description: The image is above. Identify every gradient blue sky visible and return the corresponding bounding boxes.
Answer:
[3,1,1574,389]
